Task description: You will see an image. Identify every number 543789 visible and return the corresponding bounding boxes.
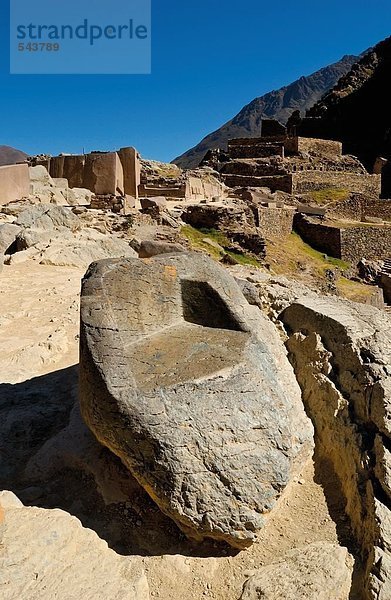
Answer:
[18,43,60,52]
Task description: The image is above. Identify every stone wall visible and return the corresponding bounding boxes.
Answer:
[256,207,294,239]
[333,194,391,221]
[220,160,287,177]
[295,215,391,263]
[340,226,391,262]
[185,176,224,201]
[84,153,124,196]
[294,215,342,258]
[228,142,285,159]
[222,174,293,193]
[0,163,30,205]
[291,171,381,198]
[34,148,140,197]
[284,137,342,157]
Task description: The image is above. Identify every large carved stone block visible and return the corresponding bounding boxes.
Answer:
[79,253,313,548]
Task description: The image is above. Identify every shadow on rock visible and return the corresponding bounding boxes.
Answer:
[0,364,237,559]
[313,451,365,600]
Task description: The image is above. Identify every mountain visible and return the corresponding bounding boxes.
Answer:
[0,145,28,167]
[173,54,359,169]
[304,36,391,175]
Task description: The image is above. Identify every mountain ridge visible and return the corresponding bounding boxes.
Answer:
[173,54,359,169]
[0,145,28,167]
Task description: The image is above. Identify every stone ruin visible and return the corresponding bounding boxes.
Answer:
[30,147,141,208]
[202,119,382,199]
[27,148,226,212]
[0,163,30,205]
[139,159,226,202]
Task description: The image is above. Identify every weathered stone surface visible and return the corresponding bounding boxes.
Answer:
[38,229,137,268]
[374,435,391,502]
[9,208,137,269]
[29,165,71,205]
[281,297,391,598]
[15,205,81,231]
[118,147,141,199]
[0,223,21,254]
[140,196,167,210]
[80,253,313,548]
[0,492,149,600]
[84,152,124,196]
[240,543,353,600]
[138,239,185,258]
[0,223,21,272]
[0,163,30,205]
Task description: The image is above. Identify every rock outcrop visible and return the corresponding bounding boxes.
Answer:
[240,542,353,600]
[280,298,391,599]
[2,205,138,269]
[302,36,391,194]
[0,223,21,272]
[0,491,149,600]
[79,253,313,548]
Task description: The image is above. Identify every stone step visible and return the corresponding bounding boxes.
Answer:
[382,258,391,274]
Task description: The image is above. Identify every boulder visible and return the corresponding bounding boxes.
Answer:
[240,543,353,600]
[0,223,21,254]
[138,239,185,258]
[71,187,94,205]
[38,228,137,269]
[0,223,21,272]
[140,196,167,210]
[0,492,149,600]
[79,253,313,548]
[16,205,81,231]
[29,165,70,205]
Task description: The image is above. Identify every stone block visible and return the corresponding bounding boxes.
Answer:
[84,153,124,196]
[0,164,30,205]
[79,253,313,548]
[140,196,167,210]
[118,147,141,199]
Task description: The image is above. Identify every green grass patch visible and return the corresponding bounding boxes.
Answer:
[180,225,261,267]
[337,277,374,301]
[305,188,350,206]
[225,250,262,268]
[289,232,350,271]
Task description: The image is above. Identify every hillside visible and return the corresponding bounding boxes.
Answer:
[0,145,28,166]
[173,54,358,169]
[304,36,391,175]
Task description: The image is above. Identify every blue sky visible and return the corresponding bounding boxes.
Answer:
[1,0,391,162]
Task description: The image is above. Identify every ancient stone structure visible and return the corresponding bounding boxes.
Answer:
[0,163,30,205]
[90,194,135,214]
[281,298,391,599]
[79,253,313,548]
[31,147,140,198]
[139,172,225,202]
[183,195,294,257]
[295,215,391,263]
[208,120,381,198]
[118,147,141,198]
[332,193,391,222]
